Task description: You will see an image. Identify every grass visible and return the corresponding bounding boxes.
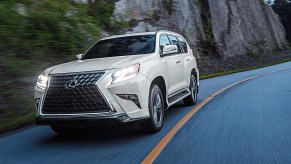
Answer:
[0,113,35,135]
[200,58,291,79]
[0,86,35,135]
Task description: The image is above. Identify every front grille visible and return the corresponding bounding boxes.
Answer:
[42,72,111,114]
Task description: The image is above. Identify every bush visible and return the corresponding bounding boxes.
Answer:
[0,0,107,76]
[0,0,126,133]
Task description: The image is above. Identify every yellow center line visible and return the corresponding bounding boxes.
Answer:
[142,67,291,164]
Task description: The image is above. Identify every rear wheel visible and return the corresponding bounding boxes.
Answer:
[51,126,78,135]
[183,75,198,106]
[139,84,164,133]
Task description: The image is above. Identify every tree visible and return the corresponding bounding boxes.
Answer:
[265,0,273,5]
[272,0,291,43]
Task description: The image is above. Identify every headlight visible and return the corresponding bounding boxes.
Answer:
[112,63,140,83]
[37,73,48,88]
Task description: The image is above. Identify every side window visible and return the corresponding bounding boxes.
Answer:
[159,35,170,52]
[178,36,188,53]
[168,35,182,53]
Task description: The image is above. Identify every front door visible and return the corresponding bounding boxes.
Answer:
[160,34,183,95]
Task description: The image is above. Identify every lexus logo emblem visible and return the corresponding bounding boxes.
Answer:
[66,78,77,89]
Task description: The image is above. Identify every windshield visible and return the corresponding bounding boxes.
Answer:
[82,35,156,60]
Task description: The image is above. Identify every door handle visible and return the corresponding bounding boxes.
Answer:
[176,61,180,64]
[186,58,190,61]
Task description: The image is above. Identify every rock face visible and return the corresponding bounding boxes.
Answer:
[113,0,287,57]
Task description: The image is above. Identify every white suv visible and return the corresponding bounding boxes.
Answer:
[34,30,199,134]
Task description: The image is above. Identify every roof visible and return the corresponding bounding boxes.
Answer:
[101,30,182,40]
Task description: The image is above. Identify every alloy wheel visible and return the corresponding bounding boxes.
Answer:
[152,91,163,126]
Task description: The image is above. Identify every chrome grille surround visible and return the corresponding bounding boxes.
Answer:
[41,72,112,114]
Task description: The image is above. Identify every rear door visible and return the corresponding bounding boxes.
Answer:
[177,36,191,88]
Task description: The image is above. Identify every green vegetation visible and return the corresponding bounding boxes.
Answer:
[0,0,125,134]
[259,0,266,4]
[0,113,35,134]
[197,0,219,58]
[0,0,124,76]
[164,0,176,15]
[200,58,291,79]
[272,0,291,44]
[203,19,219,57]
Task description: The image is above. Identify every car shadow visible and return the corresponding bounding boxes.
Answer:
[41,124,144,144]
[39,100,194,146]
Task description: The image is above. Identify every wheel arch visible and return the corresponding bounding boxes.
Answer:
[191,68,199,93]
[151,76,168,109]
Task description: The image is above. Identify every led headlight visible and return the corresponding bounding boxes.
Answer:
[37,72,48,89]
[112,63,140,83]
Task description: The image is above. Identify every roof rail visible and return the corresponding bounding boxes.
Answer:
[157,30,175,33]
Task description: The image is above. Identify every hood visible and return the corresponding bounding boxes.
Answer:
[46,55,153,74]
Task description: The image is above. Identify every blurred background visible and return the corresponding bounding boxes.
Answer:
[0,0,291,134]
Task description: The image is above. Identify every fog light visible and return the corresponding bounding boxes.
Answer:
[117,115,131,122]
[117,94,141,108]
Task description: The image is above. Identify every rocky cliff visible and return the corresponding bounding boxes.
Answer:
[113,0,287,58]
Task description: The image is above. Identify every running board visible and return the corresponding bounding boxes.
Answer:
[168,89,190,104]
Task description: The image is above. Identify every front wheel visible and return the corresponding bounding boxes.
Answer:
[139,84,164,133]
[183,75,198,106]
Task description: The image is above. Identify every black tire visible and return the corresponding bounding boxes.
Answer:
[139,84,164,133]
[183,74,198,106]
[50,126,78,135]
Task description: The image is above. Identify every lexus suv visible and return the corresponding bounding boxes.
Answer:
[34,30,199,134]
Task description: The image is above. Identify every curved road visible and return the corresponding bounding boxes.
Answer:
[1,62,291,164]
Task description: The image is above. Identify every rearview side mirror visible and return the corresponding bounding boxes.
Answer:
[76,54,83,60]
[162,45,178,56]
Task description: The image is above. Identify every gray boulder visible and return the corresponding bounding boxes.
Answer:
[113,0,287,58]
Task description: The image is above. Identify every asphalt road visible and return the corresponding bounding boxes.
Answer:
[1,61,291,164]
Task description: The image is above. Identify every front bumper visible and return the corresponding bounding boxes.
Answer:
[34,70,151,124]
[36,113,149,126]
